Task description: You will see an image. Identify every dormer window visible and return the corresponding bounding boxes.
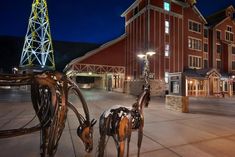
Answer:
[164,1,170,11]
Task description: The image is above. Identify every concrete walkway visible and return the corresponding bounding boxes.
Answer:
[0,89,235,157]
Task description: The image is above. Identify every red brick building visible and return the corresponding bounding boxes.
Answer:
[66,0,235,96]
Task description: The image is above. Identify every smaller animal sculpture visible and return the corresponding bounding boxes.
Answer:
[98,85,150,157]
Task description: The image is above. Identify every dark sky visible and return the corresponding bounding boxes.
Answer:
[0,0,235,44]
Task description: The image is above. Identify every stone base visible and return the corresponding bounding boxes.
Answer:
[165,95,189,113]
[124,79,166,96]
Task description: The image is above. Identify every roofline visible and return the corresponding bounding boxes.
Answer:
[171,0,189,8]
[121,0,140,17]
[121,0,190,17]
[65,34,126,69]
[192,5,207,24]
[212,16,231,28]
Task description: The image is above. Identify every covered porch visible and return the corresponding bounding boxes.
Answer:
[184,68,233,97]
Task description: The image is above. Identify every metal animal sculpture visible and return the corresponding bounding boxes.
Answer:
[98,85,150,157]
[0,71,96,157]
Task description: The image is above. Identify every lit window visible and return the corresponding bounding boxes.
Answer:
[165,44,170,57]
[165,20,169,34]
[165,72,169,83]
[164,2,170,11]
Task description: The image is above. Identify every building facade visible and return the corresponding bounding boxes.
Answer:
[66,0,235,96]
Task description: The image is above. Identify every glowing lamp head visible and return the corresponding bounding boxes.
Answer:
[146,51,156,56]
[137,54,145,59]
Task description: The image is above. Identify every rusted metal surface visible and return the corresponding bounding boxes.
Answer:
[98,85,150,157]
[0,71,96,157]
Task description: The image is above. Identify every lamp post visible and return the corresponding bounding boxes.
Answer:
[137,51,156,86]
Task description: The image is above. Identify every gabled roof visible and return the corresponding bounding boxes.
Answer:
[192,5,207,24]
[65,34,126,71]
[121,0,140,17]
[121,0,190,17]
[206,5,235,27]
[184,68,221,79]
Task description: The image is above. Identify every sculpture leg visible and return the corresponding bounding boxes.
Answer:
[97,134,106,157]
[137,127,143,157]
[126,119,132,157]
[114,138,125,157]
[118,141,125,157]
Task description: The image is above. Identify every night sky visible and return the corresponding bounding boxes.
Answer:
[0,0,235,44]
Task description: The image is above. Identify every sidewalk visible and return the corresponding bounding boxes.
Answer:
[0,89,235,157]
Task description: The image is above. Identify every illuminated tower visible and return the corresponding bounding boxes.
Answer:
[20,0,55,71]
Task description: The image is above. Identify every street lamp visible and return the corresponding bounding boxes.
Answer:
[137,51,156,85]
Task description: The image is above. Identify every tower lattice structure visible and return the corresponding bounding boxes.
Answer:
[20,0,55,71]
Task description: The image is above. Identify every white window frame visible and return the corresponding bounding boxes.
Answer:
[165,44,170,57]
[188,55,202,69]
[225,26,234,42]
[216,29,221,40]
[188,19,201,34]
[188,36,202,51]
[165,72,169,83]
[165,20,169,34]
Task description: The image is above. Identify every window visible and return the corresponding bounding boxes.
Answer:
[204,43,208,52]
[188,37,202,51]
[204,60,208,68]
[164,1,170,11]
[217,60,221,69]
[165,72,169,83]
[188,20,201,33]
[217,44,222,53]
[204,29,208,38]
[232,61,235,70]
[189,55,202,68]
[165,44,170,57]
[232,47,235,54]
[216,30,221,40]
[226,26,233,41]
[165,20,169,34]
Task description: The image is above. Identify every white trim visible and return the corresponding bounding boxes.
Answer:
[125,7,147,26]
[121,0,189,17]
[188,19,202,34]
[125,4,184,26]
[66,34,126,67]
[148,5,183,19]
[188,36,203,51]
[121,0,140,17]
[188,55,202,69]
[192,6,207,24]
[213,16,230,28]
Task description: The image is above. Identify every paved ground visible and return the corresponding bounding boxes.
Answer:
[0,88,235,157]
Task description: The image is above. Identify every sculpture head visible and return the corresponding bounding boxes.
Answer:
[77,119,97,153]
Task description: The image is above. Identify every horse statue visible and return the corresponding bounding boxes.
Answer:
[97,84,150,157]
[0,71,96,157]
